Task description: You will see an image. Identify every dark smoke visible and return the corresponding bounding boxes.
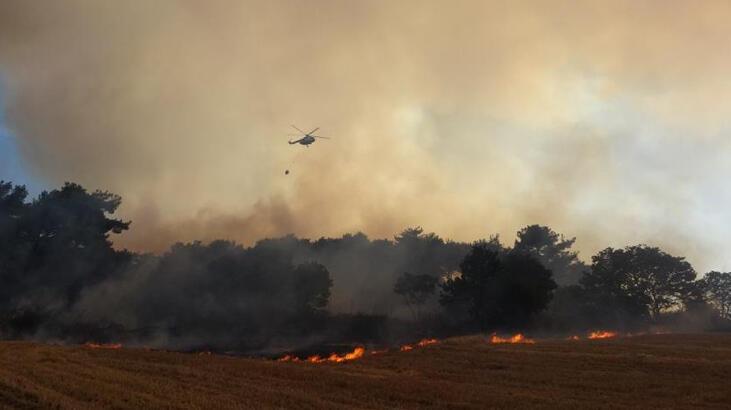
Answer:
[69,228,474,351]
[1,180,729,354]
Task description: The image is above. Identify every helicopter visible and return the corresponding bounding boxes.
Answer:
[288,125,330,147]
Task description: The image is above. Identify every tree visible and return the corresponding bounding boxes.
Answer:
[699,271,731,319]
[513,225,586,286]
[0,181,29,298]
[293,262,332,313]
[0,181,28,224]
[0,182,133,338]
[394,227,468,278]
[581,245,697,321]
[394,272,437,321]
[440,243,556,329]
[21,183,131,305]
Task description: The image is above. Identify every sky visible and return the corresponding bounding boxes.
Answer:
[0,0,730,273]
[0,83,45,194]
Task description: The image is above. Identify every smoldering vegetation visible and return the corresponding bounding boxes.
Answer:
[1,180,730,353]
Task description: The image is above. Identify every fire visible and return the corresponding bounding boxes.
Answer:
[278,346,365,364]
[490,333,535,344]
[588,331,617,339]
[400,338,439,352]
[278,338,440,363]
[329,346,366,362]
[564,331,618,341]
[277,354,298,362]
[84,342,122,349]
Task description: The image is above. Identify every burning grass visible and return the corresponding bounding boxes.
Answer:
[566,330,621,341]
[588,331,618,339]
[278,346,365,363]
[278,338,440,363]
[1,334,730,408]
[490,333,536,344]
[399,338,439,352]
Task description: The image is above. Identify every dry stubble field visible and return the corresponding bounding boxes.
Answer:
[0,333,729,409]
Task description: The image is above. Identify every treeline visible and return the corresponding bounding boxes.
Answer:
[0,180,729,351]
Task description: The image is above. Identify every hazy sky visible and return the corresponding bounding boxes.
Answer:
[0,1,730,272]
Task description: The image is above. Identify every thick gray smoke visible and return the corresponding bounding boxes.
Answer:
[1,1,731,273]
[66,229,471,350]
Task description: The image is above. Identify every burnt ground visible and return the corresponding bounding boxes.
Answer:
[0,333,729,409]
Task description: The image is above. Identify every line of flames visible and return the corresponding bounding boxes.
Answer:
[278,346,367,363]
[491,330,624,344]
[490,333,536,344]
[567,330,618,340]
[84,329,648,360]
[278,338,440,364]
[400,338,439,351]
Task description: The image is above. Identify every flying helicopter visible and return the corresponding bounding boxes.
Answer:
[287,125,330,147]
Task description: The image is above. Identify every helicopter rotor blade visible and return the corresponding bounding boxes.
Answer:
[307,127,320,135]
[291,125,307,135]
[314,136,330,139]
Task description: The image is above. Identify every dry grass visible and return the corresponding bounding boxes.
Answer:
[0,334,730,409]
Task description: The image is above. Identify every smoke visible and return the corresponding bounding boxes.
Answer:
[1,1,731,272]
[59,230,470,350]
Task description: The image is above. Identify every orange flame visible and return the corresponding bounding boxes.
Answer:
[279,346,365,364]
[588,331,617,339]
[277,354,295,362]
[400,338,439,352]
[490,333,535,344]
[84,342,122,349]
[278,338,440,363]
[326,346,365,363]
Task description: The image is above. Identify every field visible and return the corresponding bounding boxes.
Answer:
[0,334,729,409]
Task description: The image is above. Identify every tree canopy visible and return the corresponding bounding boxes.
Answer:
[581,245,697,321]
[0,181,130,313]
[513,225,586,286]
[699,271,731,320]
[440,243,556,330]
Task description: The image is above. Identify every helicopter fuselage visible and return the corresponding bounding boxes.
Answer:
[289,135,316,146]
